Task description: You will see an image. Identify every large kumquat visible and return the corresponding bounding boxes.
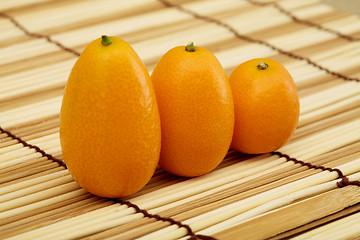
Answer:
[60,36,161,198]
[151,42,234,177]
[229,58,300,154]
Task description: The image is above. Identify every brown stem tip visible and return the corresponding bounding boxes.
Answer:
[257,61,268,70]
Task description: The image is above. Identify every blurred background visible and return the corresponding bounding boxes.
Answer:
[322,0,360,16]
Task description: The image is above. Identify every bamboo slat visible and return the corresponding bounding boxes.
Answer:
[212,185,360,239]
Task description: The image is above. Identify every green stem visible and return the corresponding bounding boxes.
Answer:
[101,35,112,46]
[185,42,196,52]
[257,61,268,70]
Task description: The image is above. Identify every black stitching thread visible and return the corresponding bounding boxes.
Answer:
[0,126,67,168]
[247,0,360,41]
[272,151,360,188]
[0,124,211,239]
[116,199,216,240]
[1,127,359,239]
[0,12,80,57]
[336,177,360,188]
[157,0,360,83]
[0,126,205,239]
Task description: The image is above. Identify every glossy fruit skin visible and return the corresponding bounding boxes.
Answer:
[151,45,234,177]
[60,37,161,198]
[229,58,299,154]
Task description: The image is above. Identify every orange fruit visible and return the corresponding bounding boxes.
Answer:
[151,42,234,177]
[60,36,161,198]
[229,58,300,154]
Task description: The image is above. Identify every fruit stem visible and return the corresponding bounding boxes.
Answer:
[101,35,112,46]
[185,42,196,52]
[257,61,268,70]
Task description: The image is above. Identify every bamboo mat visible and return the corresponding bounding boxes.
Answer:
[1,0,360,239]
